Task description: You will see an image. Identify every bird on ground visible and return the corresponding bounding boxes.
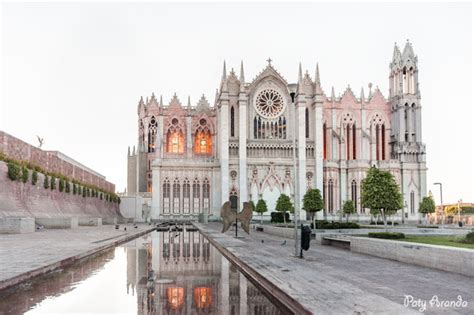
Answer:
[261,240,264,243]
[124,227,127,231]
[281,240,286,246]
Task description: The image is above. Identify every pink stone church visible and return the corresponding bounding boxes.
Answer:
[125,41,426,222]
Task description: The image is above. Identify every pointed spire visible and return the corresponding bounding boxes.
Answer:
[239,60,245,83]
[132,145,135,155]
[159,95,163,106]
[331,86,335,100]
[298,62,303,84]
[315,63,321,86]
[128,146,130,156]
[222,60,227,81]
[187,95,191,107]
[360,87,365,103]
[402,39,415,60]
[368,83,373,99]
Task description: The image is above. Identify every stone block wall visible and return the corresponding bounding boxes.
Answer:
[350,237,474,277]
[0,131,114,192]
[0,217,35,233]
[0,161,120,219]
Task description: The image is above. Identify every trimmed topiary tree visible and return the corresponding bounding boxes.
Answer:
[32,170,38,185]
[50,176,56,190]
[303,188,324,227]
[255,199,268,224]
[21,166,29,183]
[82,187,86,197]
[275,193,294,228]
[7,162,21,181]
[361,166,403,231]
[59,179,65,192]
[73,183,77,195]
[418,196,436,224]
[342,200,356,222]
[43,175,49,189]
[65,181,71,193]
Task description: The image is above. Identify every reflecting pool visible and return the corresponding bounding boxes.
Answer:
[0,230,286,314]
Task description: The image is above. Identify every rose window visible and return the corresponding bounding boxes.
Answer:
[255,89,285,119]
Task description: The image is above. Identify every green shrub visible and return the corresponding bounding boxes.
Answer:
[65,181,70,193]
[311,221,360,229]
[82,187,86,197]
[270,212,291,223]
[100,192,103,200]
[43,175,49,189]
[32,170,38,185]
[21,166,29,183]
[59,179,65,192]
[370,221,399,226]
[50,176,56,190]
[368,232,405,239]
[461,231,474,244]
[417,225,439,229]
[7,162,21,181]
[73,183,77,195]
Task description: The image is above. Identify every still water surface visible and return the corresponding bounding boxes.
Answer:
[0,231,285,314]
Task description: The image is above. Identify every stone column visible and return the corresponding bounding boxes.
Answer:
[220,93,230,206]
[186,115,192,158]
[219,257,229,314]
[407,107,413,142]
[296,98,307,219]
[151,164,161,220]
[399,106,405,142]
[313,98,323,199]
[415,105,422,142]
[360,108,367,160]
[239,273,248,315]
[238,94,248,209]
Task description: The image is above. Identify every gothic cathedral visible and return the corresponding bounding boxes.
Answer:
[127,41,427,222]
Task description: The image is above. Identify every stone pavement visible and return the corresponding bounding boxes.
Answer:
[197,223,474,315]
[0,224,154,290]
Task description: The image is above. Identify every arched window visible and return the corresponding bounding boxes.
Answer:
[352,124,356,159]
[402,67,407,94]
[172,178,180,214]
[381,124,386,160]
[351,180,357,212]
[203,178,210,214]
[183,179,190,214]
[410,191,415,214]
[375,124,380,160]
[323,123,327,160]
[194,119,212,155]
[404,104,409,142]
[163,179,171,214]
[328,179,334,214]
[230,106,235,137]
[148,116,158,153]
[253,117,258,138]
[192,179,200,214]
[166,118,184,154]
[305,108,309,138]
[346,125,350,160]
[139,120,145,145]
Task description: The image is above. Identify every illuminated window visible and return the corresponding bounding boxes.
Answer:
[166,287,185,310]
[194,119,212,155]
[194,287,212,309]
[166,130,184,154]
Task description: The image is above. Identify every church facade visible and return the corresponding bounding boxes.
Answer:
[127,41,427,222]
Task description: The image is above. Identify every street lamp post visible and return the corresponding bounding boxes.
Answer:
[458,199,463,226]
[291,91,300,258]
[433,182,443,225]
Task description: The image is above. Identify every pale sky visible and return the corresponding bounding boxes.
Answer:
[1,2,472,204]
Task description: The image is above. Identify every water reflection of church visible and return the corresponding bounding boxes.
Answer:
[125,231,282,314]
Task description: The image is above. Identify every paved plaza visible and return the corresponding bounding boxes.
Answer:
[0,224,154,291]
[198,223,474,315]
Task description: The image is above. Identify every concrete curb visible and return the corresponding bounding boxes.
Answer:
[195,223,312,315]
[0,227,155,291]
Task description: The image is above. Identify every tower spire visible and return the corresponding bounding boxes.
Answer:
[315,63,321,86]
[331,86,335,100]
[159,95,163,106]
[298,62,303,84]
[187,95,191,107]
[222,60,227,81]
[239,60,245,83]
[360,87,365,103]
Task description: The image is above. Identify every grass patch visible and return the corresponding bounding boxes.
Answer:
[368,232,405,239]
[401,235,474,249]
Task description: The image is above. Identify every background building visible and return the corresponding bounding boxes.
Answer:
[126,41,427,222]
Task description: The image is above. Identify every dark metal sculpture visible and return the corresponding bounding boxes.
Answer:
[220,201,253,234]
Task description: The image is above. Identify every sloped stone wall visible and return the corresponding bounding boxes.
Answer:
[0,162,120,219]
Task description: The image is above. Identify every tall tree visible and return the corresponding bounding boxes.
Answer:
[418,196,436,224]
[302,189,324,227]
[254,199,267,225]
[342,200,356,222]
[275,193,294,227]
[361,166,403,231]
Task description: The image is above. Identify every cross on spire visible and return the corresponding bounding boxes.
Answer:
[266,58,272,66]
